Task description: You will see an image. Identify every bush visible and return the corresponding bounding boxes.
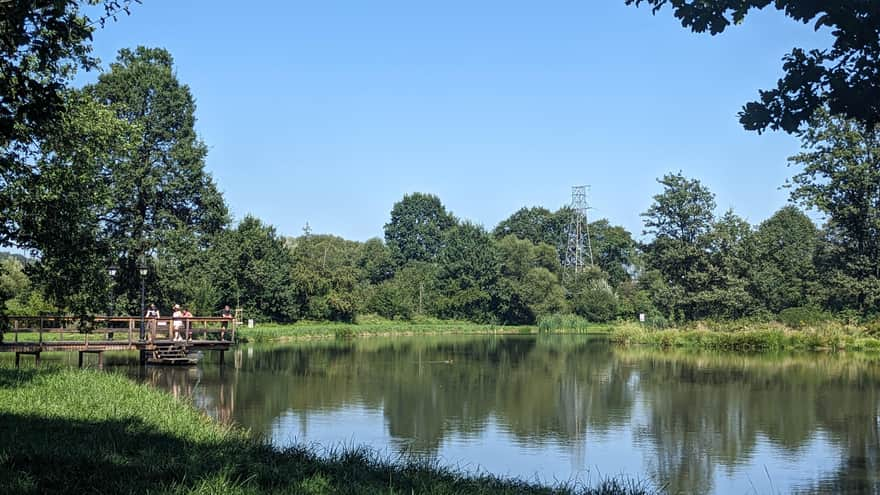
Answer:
[537,313,593,332]
[777,306,831,329]
[863,320,880,337]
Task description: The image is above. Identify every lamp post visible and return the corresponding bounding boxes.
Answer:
[139,264,148,340]
[107,266,117,339]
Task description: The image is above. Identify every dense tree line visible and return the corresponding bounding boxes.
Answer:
[3,2,880,327]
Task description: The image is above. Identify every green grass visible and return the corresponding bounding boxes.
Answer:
[237,315,535,343]
[537,314,612,333]
[0,366,652,495]
[607,321,880,352]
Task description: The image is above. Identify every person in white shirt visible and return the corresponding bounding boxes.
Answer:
[172,304,184,341]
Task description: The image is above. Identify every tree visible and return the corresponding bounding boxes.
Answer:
[702,210,754,318]
[493,207,569,248]
[567,266,619,322]
[625,1,880,133]
[384,193,456,266]
[289,234,365,322]
[494,235,566,324]
[641,172,717,319]
[1,1,138,238]
[588,219,638,287]
[788,111,880,313]
[13,91,135,315]
[436,223,499,322]
[207,216,296,322]
[357,238,395,284]
[86,47,229,312]
[749,206,819,313]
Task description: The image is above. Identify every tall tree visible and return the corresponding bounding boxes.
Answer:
[703,210,754,318]
[641,172,716,319]
[207,216,296,322]
[625,1,880,133]
[86,47,229,312]
[1,0,136,235]
[789,111,880,313]
[13,91,134,315]
[749,206,819,313]
[290,234,364,322]
[436,222,499,322]
[384,193,456,266]
[588,219,638,287]
[494,235,566,324]
[493,206,569,248]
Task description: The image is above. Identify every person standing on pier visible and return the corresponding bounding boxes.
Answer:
[182,306,193,341]
[220,305,233,340]
[172,304,184,341]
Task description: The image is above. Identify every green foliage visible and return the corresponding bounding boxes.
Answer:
[493,206,569,250]
[641,172,717,319]
[625,1,880,133]
[208,216,296,322]
[85,46,229,314]
[537,313,598,333]
[749,206,820,313]
[436,222,499,322]
[0,1,135,245]
[789,111,880,314]
[384,193,456,266]
[567,267,619,322]
[13,91,135,315]
[589,219,638,287]
[778,306,832,329]
[494,236,566,324]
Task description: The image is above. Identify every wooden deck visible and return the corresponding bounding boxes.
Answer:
[1,315,236,367]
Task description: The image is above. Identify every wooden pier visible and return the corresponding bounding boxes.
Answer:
[0,315,236,367]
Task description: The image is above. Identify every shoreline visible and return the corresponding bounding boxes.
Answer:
[235,320,880,353]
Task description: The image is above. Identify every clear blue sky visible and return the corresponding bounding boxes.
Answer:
[81,0,830,241]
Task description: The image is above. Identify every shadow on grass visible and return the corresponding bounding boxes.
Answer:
[0,411,653,495]
[0,367,59,389]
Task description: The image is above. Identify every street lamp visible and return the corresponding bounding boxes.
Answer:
[107,266,118,339]
[139,263,148,340]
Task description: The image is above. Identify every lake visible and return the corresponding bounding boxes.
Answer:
[119,334,879,494]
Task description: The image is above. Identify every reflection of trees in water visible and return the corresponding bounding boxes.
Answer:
[146,338,880,494]
[617,349,880,495]
[170,336,634,453]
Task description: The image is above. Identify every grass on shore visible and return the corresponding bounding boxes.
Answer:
[607,321,880,352]
[0,366,652,495]
[236,315,535,343]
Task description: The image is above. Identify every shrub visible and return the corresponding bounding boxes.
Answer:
[777,306,831,329]
[537,313,593,332]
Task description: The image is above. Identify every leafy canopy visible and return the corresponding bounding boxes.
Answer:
[625,0,880,133]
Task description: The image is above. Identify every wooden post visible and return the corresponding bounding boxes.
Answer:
[219,350,225,365]
[14,353,20,368]
[34,352,40,367]
[97,352,103,369]
[13,319,18,343]
[78,351,83,368]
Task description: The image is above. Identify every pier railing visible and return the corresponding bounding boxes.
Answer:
[3,315,236,346]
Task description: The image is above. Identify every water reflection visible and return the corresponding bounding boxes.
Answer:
[127,336,880,494]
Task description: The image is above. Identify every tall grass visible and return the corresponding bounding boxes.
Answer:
[237,316,534,343]
[537,314,610,333]
[0,366,652,495]
[608,321,880,352]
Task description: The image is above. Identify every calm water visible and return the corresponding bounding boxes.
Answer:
[112,335,879,494]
